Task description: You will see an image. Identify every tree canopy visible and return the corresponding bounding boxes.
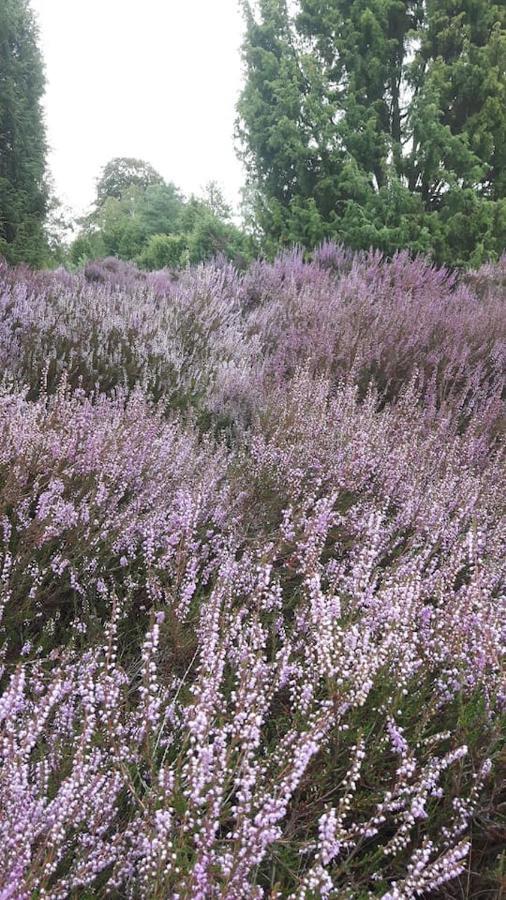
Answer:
[95,157,165,206]
[238,0,506,265]
[0,0,49,266]
[71,161,253,269]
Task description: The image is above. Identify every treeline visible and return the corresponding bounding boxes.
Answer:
[1,0,506,269]
[70,159,255,270]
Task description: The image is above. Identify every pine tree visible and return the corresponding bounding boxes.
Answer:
[238,0,506,264]
[0,0,48,266]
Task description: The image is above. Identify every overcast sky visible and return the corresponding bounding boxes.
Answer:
[31,0,247,216]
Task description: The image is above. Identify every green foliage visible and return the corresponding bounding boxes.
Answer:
[0,0,49,266]
[139,181,184,235]
[139,233,188,269]
[95,157,164,205]
[187,208,253,266]
[201,180,234,220]
[69,232,105,268]
[72,160,254,269]
[238,0,506,265]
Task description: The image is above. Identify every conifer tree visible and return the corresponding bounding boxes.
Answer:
[0,0,48,265]
[238,0,506,264]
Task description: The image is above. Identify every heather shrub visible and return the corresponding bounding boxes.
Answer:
[0,259,247,411]
[83,256,145,287]
[0,384,230,651]
[244,251,505,409]
[0,248,504,897]
[1,248,504,419]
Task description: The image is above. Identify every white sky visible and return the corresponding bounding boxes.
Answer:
[31,0,247,217]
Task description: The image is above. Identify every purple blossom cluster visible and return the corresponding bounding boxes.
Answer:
[0,248,505,897]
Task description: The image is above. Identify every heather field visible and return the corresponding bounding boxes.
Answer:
[0,248,505,899]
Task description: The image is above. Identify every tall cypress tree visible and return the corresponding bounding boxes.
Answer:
[238,1,506,265]
[0,0,48,266]
[237,0,327,252]
[409,1,506,264]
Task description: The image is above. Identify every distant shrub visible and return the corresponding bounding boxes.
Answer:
[138,232,188,270]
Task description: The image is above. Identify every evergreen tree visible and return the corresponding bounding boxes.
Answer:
[238,0,506,264]
[0,0,48,265]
